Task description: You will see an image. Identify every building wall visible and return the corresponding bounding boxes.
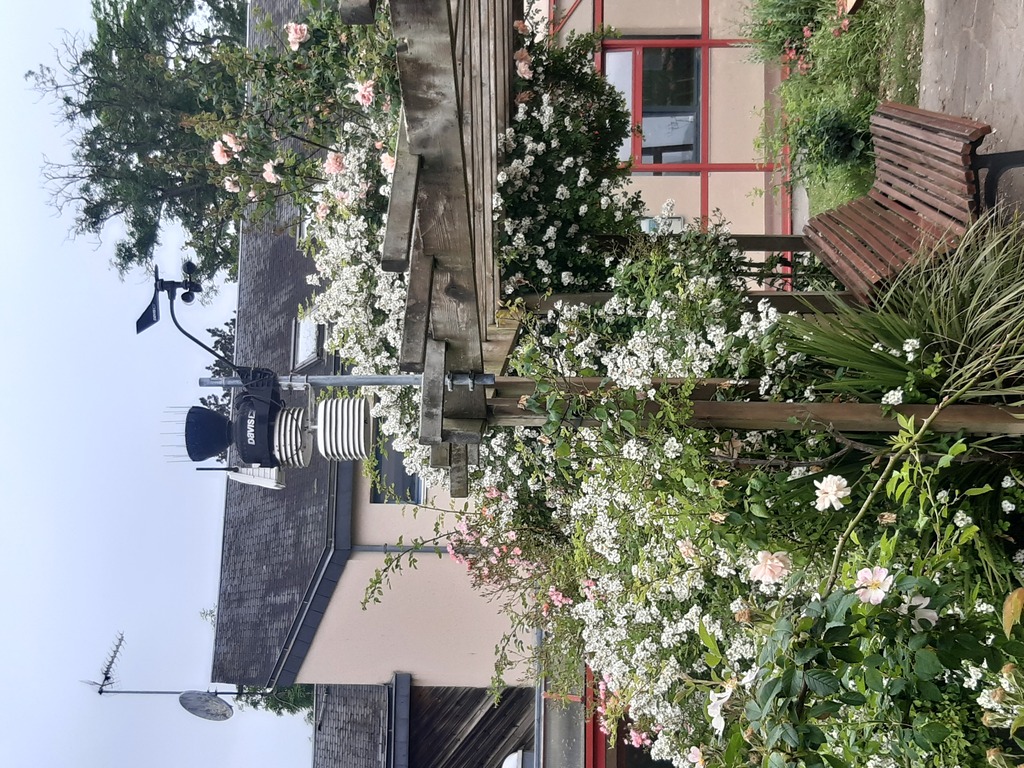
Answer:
[351,469,462,545]
[548,0,787,235]
[296,550,522,687]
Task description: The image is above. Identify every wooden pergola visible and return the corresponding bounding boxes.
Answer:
[341,0,1024,497]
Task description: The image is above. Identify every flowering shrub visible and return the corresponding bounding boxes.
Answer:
[495,23,644,293]
[440,216,1024,767]
[191,5,402,225]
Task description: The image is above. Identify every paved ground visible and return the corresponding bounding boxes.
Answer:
[919,0,1024,204]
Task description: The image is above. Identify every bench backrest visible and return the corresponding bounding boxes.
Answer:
[869,102,991,237]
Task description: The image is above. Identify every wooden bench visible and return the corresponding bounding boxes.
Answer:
[802,101,1024,303]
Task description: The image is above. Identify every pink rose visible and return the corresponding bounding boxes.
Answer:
[323,151,345,175]
[223,176,240,193]
[516,59,534,79]
[749,550,792,584]
[212,140,232,165]
[350,80,375,107]
[315,201,330,220]
[285,22,309,51]
[513,20,530,34]
[262,160,281,184]
[380,152,396,176]
[854,566,893,605]
[221,133,244,153]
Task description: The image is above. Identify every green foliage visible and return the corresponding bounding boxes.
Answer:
[495,23,644,293]
[781,213,1024,405]
[28,0,247,281]
[748,0,924,204]
[238,684,315,722]
[194,2,402,228]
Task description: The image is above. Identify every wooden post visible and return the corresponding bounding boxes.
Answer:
[486,398,1024,435]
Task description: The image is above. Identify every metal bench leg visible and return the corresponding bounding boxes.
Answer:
[976,150,1024,208]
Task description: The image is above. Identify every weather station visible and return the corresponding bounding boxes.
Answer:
[133,261,494,489]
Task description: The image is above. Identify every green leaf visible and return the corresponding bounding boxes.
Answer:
[914,649,943,681]
[807,701,842,719]
[757,677,784,708]
[839,691,867,706]
[864,667,886,692]
[822,755,851,768]
[804,669,841,696]
[918,680,943,702]
[829,645,863,663]
[794,646,822,665]
[698,618,721,657]
[917,722,950,744]
[965,484,993,496]
[767,751,788,768]
[862,653,884,668]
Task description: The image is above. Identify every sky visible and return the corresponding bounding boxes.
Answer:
[0,3,312,766]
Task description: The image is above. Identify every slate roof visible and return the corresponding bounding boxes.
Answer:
[314,685,390,768]
[211,206,353,686]
[313,682,535,768]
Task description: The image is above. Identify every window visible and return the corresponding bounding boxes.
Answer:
[604,42,701,169]
[370,436,424,505]
[290,315,324,372]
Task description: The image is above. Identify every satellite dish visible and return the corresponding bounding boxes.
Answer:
[178,690,234,721]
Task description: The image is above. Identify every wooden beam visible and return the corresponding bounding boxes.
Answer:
[443,417,486,443]
[487,398,1024,435]
[382,118,421,272]
[429,443,451,468]
[419,338,446,445]
[450,443,470,498]
[400,250,433,373]
[489,376,760,399]
[748,290,854,314]
[391,0,488,429]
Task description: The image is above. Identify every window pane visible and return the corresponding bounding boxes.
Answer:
[603,50,634,163]
[641,48,699,165]
[371,437,423,504]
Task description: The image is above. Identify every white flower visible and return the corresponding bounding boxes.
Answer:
[953,510,972,528]
[897,594,939,632]
[813,474,851,511]
[1003,475,1017,489]
[1003,500,1016,513]
[707,683,734,735]
[685,746,705,767]
[881,388,904,405]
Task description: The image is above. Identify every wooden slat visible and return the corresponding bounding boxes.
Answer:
[382,118,422,272]
[487,398,1024,435]
[419,337,447,445]
[391,0,488,431]
[400,249,434,373]
[873,165,973,225]
[449,444,469,498]
[874,143,975,194]
[748,290,855,313]
[877,101,991,142]
[430,443,452,468]
[870,121,973,162]
[805,213,888,285]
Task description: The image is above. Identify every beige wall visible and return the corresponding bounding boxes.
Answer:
[708,47,763,165]
[709,0,751,38]
[352,468,465,545]
[603,0,700,35]
[297,551,524,687]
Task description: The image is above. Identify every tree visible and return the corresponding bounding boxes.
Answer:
[28,0,247,281]
[198,314,235,417]
[237,684,315,722]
